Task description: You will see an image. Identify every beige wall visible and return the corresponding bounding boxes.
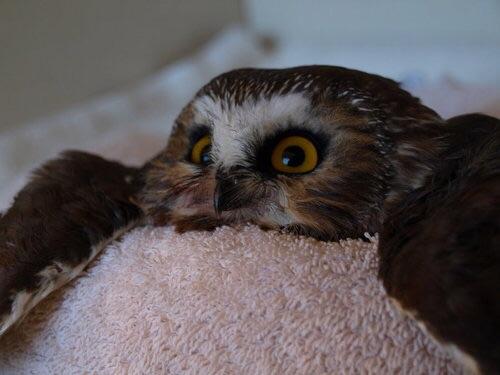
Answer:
[0,0,241,131]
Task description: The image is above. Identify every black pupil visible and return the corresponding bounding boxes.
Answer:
[282,146,305,167]
[200,145,212,165]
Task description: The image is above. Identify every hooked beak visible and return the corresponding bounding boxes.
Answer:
[213,169,250,215]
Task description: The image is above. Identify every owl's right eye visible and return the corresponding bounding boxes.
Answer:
[190,135,212,165]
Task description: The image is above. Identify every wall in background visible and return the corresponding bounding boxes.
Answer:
[244,0,500,85]
[245,0,500,45]
[0,0,241,131]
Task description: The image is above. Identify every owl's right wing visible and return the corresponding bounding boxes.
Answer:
[0,151,144,337]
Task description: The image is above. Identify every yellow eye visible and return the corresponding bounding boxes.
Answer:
[271,135,318,174]
[190,135,212,165]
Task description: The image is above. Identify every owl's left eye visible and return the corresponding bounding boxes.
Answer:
[271,135,318,174]
[190,135,212,165]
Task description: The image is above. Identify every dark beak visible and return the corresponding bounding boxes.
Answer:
[213,170,249,215]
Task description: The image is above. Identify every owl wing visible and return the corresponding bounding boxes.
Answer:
[378,114,500,374]
[0,151,144,337]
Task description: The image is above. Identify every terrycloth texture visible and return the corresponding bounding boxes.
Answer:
[0,226,463,374]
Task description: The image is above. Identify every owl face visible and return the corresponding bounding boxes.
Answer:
[141,66,443,241]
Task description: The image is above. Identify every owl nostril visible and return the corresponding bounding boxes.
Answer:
[213,171,247,215]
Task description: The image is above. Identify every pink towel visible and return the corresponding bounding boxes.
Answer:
[0,225,462,374]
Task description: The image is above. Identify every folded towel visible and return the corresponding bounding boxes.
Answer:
[0,225,462,374]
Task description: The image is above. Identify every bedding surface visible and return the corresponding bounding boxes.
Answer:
[0,226,463,374]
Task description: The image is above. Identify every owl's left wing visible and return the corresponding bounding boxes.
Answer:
[378,114,500,374]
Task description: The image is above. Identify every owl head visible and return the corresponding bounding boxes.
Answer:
[140,66,443,241]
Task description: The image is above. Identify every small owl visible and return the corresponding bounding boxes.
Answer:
[0,66,498,373]
[140,66,443,240]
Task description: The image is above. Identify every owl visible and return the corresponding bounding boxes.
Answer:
[0,66,498,373]
[139,66,443,240]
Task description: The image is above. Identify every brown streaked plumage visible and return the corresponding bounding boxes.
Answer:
[379,114,500,374]
[140,66,444,241]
